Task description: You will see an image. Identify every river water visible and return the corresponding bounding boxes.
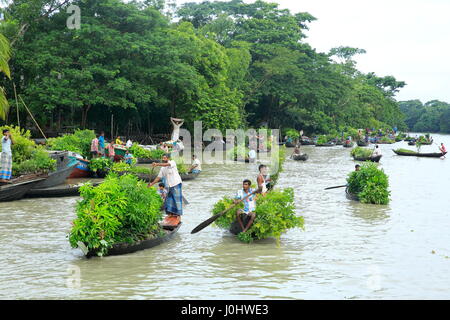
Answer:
[0,133,449,299]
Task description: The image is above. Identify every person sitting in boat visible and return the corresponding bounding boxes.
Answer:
[234,179,257,233]
[126,138,133,148]
[0,129,14,183]
[148,153,183,226]
[124,150,134,165]
[372,145,382,157]
[115,136,124,145]
[257,165,272,194]
[293,145,301,155]
[188,154,202,173]
[248,148,256,163]
[157,182,168,201]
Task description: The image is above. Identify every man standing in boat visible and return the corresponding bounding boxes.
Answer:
[148,153,183,226]
[98,131,105,156]
[439,143,446,158]
[0,129,14,183]
[235,179,257,233]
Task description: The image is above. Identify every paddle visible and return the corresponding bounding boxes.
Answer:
[191,187,262,234]
[324,184,347,190]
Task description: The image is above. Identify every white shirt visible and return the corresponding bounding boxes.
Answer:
[1,136,12,155]
[372,148,382,156]
[157,160,182,187]
[192,158,202,171]
[248,149,256,159]
[126,140,132,148]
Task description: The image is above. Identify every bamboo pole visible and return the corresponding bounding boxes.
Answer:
[18,95,47,140]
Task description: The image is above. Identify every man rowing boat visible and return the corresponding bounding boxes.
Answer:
[234,179,256,233]
[439,143,446,158]
[148,153,183,226]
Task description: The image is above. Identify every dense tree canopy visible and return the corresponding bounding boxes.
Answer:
[400,100,450,133]
[0,0,411,137]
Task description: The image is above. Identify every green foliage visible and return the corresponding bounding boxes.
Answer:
[12,146,56,176]
[69,173,163,256]
[227,145,250,160]
[110,162,152,175]
[129,144,165,159]
[400,100,450,133]
[88,157,113,173]
[212,188,304,243]
[351,147,373,158]
[47,129,95,158]
[395,148,416,154]
[346,163,390,205]
[284,128,300,140]
[173,157,188,174]
[316,135,329,145]
[379,136,394,143]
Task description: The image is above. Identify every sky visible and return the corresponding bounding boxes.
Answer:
[174,0,450,103]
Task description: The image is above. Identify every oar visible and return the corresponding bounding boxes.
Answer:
[191,187,262,234]
[324,184,347,190]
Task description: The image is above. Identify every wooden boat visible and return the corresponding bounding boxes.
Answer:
[404,137,415,141]
[393,150,447,158]
[0,177,46,202]
[315,142,335,147]
[285,141,296,148]
[343,141,354,148]
[291,153,308,161]
[335,140,344,146]
[68,156,92,178]
[181,172,200,181]
[300,139,315,145]
[229,215,256,236]
[408,141,416,146]
[345,187,359,201]
[84,223,182,258]
[30,164,76,190]
[26,182,102,198]
[137,158,162,164]
[352,155,382,163]
[357,140,369,147]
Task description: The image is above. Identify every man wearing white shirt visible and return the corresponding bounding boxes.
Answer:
[189,155,202,173]
[372,145,382,157]
[148,154,183,226]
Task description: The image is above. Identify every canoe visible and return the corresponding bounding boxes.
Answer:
[30,164,76,190]
[68,156,91,178]
[0,177,46,202]
[84,223,182,258]
[229,215,256,236]
[137,158,162,164]
[300,140,315,145]
[345,187,359,201]
[353,155,382,163]
[315,143,335,147]
[343,141,354,148]
[285,142,296,148]
[393,150,447,158]
[291,153,308,161]
[357,140,369,147]
[335,140,344,146]
[26,182,102,198]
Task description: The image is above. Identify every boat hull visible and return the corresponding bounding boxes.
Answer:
[292,154,308,161]
[85,223,181,258]
[393,150,446,158]
[68,157,91,178]
[31,164,76,189]
[353,155,382,163]
[0,178,46,202]
[345,187,359,201]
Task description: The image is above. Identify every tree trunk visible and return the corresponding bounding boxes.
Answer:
[81,105,91,128]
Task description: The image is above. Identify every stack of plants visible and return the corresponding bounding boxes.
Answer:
[379,136,394,144]
[227,145,250,161]
[47,129,96,158]
[88,158,113,177]
[129,144,165,160]
[346,163,390,205]
[351,147,373,159]
[394,148,416,154]
[395,133,407,141]
[316,135,331,145]
[110,162,153,175]
[212,188,304,243]
[284,128,300,141]
[0,126,56,177]
[68,173,164,257]
[173,157,188,174]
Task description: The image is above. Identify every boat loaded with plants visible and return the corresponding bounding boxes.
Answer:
[129,144,165,164]
[315,135,335,147]
[346,163,390,205]
[393,148,446,158]
[351,147,382,162]
[69,173,173,257]
[88,158,113,178]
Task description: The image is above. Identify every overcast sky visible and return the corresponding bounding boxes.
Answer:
[175,0,450,103]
